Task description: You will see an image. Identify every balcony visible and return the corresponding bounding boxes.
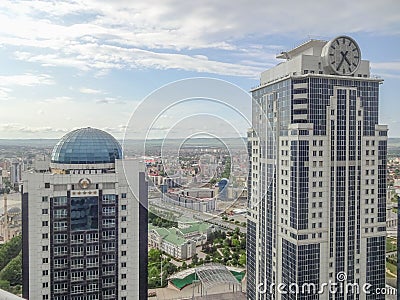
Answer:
[293,103,308,110]
[293,93,308,100]
[102,259,116,264]
[53,276,68,281]
[71,239,84,244]
[102,247,116,253]
[87,262,99,268]
[102,270,115,276]
[71,276,84,282]
[293,114,308,121]
[54,264,68,269]
[71,264,84,270]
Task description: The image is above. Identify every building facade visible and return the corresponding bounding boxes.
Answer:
[22,127,148,300]
[247,36,387,300]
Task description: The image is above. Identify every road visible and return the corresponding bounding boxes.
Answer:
[149,197,247,234]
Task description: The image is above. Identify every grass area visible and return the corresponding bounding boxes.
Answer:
[386,261,397,278]
[386,237,397,252]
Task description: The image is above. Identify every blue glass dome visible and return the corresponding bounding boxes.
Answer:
[51,127,122,164]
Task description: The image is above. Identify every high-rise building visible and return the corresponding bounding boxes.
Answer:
[22,127,148,300]
[247,36,387,299]
[10,160,21,186]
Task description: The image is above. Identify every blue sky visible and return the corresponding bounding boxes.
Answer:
[0,0,399,139]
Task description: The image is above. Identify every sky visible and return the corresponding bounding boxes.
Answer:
[0,0,399,139]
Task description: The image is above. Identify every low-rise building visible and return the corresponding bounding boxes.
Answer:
[148,222,215,259]
[148,225,196,260]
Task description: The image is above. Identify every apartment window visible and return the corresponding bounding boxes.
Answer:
[42,196,48,202]
[42,221,48,227]
[121,193,127,198]
[122,273,127,279]
[42,233,48,239]
[122,285,127,290]
[43,258,49,263]
[42,270,49,276]
[121,216,127,222]
[121,228,126,233]
[42,245,48,251]
[42,295,49,300]
[121,205,127,211]
[45,183,50,188]
[43,282,49,288]
[121,262,126,268]
[319,202,323,208]
[42,209,48,214]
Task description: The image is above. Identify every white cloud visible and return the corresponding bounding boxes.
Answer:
[79,87,104,94]
[1,0,399,77]
[0,123,68,134]
[0,73,54,87]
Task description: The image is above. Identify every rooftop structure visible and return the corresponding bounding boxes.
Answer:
[51,127,122,164]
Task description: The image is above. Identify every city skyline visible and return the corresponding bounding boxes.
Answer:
[0,1,399,139]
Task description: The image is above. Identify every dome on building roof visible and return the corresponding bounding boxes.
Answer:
[51,127,122,164]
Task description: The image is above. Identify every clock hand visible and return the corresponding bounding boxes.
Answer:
[337,54,345,71]
[341,51,351,66]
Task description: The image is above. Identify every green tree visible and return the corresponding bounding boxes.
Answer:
[0,252,22,286]
[239,253,246,266]
[0,235,21,272]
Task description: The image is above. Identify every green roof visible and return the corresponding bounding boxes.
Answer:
[163,232,187,246]
[170,273,197,290]
[170,270,245,290]
[177,223,211,235]
[149,225,188,246]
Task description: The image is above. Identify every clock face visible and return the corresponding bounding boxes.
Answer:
[326,36,361,75]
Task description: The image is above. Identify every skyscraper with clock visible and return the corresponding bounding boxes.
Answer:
[22,127,148,300]
[247,36,387,300]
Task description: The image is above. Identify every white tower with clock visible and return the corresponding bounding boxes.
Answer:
[247,36,387,300]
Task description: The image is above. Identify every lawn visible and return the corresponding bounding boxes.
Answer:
[386,237,397,252]
[386,261,397,278]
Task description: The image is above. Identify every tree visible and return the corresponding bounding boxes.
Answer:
[148,248,162,263]
[239,253,246,266]
[0,252,22,286]
[192,254,199,265]
[0,235,21,273]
